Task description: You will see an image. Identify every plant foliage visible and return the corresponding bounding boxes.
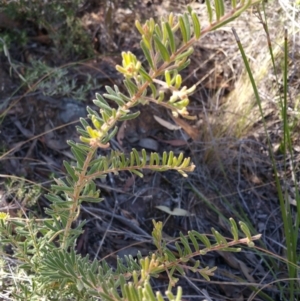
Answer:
[0,1,261,300]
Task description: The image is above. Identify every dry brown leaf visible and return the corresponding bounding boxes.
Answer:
[13,119,34,138]
[171,116,200,140]
[218,250,239,269]
[153,115,181,130]
[219,283,244,300]
[156,205,192,216]
[43,124,68,150]
[218,251,255,282]
[123,175,135,192]
[117,120,127,146]
[161,139,188,146]
[153,136,188,146]
[237,259,256,283]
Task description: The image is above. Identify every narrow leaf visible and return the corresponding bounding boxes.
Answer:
[51,185,74,192]
[140,40,155,69]
[183,13,191,42]
[211,228,228,246]
[180,232,192,254]
[149,83,157,98]
[71,147,85,168]
[102,126,118,143]
[131,169,143,177]
[124,78,138,96]
[205,0,213,23]
[177,58,191,72]
[139,66,153,82]
[63,161,78,181]
[179,16,188,43]
[118,111,140,121]
[103,93,126,106]
[188,231,200,252]
[132,148,141,166]
[191,11,201,39]
[165,21,176,53]
[155,23,163,39]
[79,117,89,129]
[156,206,191,216]
[229,218,239,241]
[153,35,170,62]
[192,231,211,248]
[93,94,112,111]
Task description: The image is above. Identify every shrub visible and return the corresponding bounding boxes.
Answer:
[0,1,261,300]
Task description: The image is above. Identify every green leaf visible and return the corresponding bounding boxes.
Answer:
[154,23,163,39]
[87,106,100,118]
[101,109,111,124]
[167,151,174,166]
[165,21,176,53]
[118,111,140,121]
[177,58,191,72]
[102,126,118,143]
[180,232,192,255]
[64,262,78,278]
[191,11,201,39]
[63,161,78,182]
[175,265,185,275]
[103,93,126,106]
[239,221,254,246]
[141,149,147,163]
[183,13,191,42]
[117,92,132,103]
[175,47,194,61]
[45,194,63,203]
[139,66,153,82]
[211,228,228,246]
[144,281,156,301]
[51,185,74,192]
[229,218,239,241]
[132,148,141,166]
[135,19,144,35]
[124,78,139,96]
[93,94,112,111]
[205,0,213,23]
[71,146,85,168]
[149,83,157,98]
[131,169,143,177]
[78,196,103,203]
[76,127,89,138]
[10,220,26,227]
[153,35,170,62]
[98,292,115,301]
[215,0,225,20]
[179,16,188,43]
[219,0,225,17]
[128,282,139,301]
[79,117,89,129]
[67,141,91,152]
[142,35,151,50]
[188,231,199,252]
[214,0,223,20]
[44,220,58,232]
[192,231,211,249]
